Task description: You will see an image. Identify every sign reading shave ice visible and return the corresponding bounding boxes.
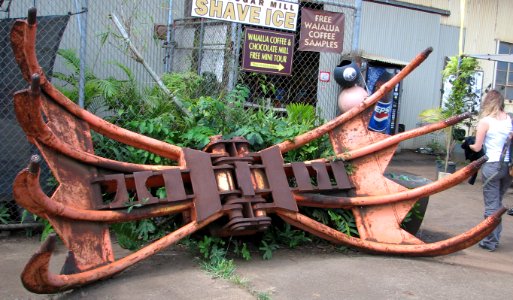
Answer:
[298,8,344,53]
[191,0,299,31]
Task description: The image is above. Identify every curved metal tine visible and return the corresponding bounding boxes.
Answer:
[13,164,193,223]
[277,208,506,257]
[14,83,178,172]
[21,212,224,294]
[294,156,486,208]
[266,47,433,154]
[12,9,184,161]
[308,112,472,163]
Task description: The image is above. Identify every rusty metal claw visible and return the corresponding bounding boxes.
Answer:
[9,7,505,295]
[11,16,183,161]
[272,47,433,154]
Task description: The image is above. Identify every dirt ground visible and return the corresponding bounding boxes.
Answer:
[1,150,513,299]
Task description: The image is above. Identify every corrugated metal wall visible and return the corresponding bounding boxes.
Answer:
[359,1,458,149]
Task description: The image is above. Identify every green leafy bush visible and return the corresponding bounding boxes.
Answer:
[0,204,11,224]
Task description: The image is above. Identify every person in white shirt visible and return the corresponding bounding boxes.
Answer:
[469,89,513,252]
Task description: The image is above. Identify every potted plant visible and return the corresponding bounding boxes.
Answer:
[419,56,481,177]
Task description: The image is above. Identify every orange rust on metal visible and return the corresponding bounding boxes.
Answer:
[276,208,507,256]
[305,113,471,165]
[9,7,509,295]
[334,112,471,162]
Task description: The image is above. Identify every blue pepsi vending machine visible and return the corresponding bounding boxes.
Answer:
[366,65,401,135]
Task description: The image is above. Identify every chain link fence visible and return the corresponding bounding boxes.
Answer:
[1,0,355,227]
[166,0,355,115]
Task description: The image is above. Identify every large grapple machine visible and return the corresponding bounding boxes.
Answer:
[10,8,506,294]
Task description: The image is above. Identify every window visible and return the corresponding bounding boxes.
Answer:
[496,41,513,100]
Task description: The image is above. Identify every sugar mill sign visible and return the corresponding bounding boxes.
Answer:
[191,0,299,31]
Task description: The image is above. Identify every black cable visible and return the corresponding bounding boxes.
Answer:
[68,8,88,16]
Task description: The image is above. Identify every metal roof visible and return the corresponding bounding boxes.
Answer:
[464,54,513,63]
[360,53,409,66]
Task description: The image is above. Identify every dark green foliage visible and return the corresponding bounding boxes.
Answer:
[40,219,56,242]
[197,236,236,278]
[110,222,145,251]
[275,223,311,249]
[232,240,252,261]
[300,207,358,238]
[327,209,359,237]
[54,49,140,112]
[256,222,314,260]
[401,202,424,227]
[0,204,11,224]
[259,240,279,260]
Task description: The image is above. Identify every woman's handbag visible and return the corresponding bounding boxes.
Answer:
[508,137,513,176]
[506,118,513,176]
[496,117,513,176]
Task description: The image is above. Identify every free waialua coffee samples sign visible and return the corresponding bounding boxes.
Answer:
[191,0,299,31]
[298,8,344,53]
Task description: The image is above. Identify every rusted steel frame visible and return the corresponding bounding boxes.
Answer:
[310,113,471,163]
[14,80,179,172]
[21,212,224,294]
[14,165,193,223]
[269,47,433,154]
[277,208,506,257]
[294,156,486,208]
[11,13,183,161]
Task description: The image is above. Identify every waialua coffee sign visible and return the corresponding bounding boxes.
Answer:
[191,0,299,31]
[298,7,344,53]
[242,27,295,76]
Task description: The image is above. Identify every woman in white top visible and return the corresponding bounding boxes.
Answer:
[469,89,513,251]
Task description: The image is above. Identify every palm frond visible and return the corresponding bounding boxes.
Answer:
[89,78,120,100]
[87,96,117,119]
[57,49,80,74]
[418,108,443,123]
[108,60,136,84]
